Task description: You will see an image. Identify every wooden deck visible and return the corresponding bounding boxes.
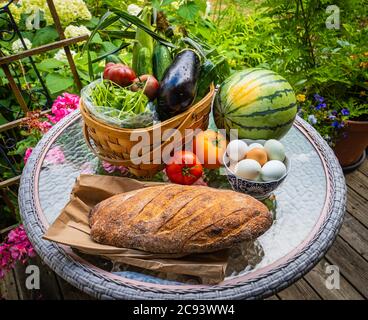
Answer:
[1,159,368,300]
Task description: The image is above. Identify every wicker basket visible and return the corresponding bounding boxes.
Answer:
[81,83,215,177]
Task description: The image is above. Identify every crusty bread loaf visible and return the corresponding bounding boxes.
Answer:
[89,184,272,254]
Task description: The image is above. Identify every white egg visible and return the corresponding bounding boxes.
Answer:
[261,160,287,182]
[248,143,264,152]
[226,140,248,162]
[235,159,261,180]
[264,139,286,161]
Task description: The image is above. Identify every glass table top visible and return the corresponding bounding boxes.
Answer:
[37,116,327,278]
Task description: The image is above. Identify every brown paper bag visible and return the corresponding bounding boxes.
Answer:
[43,175,229,284]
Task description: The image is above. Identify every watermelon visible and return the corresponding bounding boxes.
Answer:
[214,68,297,140]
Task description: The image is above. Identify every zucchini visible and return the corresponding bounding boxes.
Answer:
[136,47,153,75]
[197,59,216,99]
[132,8,153,73]
[197,57,230,100]
[152,43,172,81]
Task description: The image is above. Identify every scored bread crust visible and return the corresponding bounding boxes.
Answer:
[89,184,273,254]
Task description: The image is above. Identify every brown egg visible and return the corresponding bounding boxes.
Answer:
[246,148,268,166]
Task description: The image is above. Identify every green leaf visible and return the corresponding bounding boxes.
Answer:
[100,30,136,39]
[46,74,74,94]
[110,9,176,48]
[161,0,177,6]
[90,33,103,44]
[82,11,119,55]
[152,0,177,8]
[92,42,130,64]
[0,112,7,125]
[101,41,118,53]
[178,2,200,20]
[32,26,59,46]
[36,58,66,72]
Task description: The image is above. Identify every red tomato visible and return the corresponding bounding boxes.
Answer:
[103,63,136,87]
[166,151,203,185]
[131,74,160,100]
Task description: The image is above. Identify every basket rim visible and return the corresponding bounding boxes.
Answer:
[80,83,215,134]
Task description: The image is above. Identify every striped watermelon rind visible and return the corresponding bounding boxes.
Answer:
[214,68,297,140]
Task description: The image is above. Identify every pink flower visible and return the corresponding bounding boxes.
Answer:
[38,121,52,133]
[0,225,35,279]
[80,162,95,174]
[44,146,65,165]
[192,177,208,186]
[47,93,80,124]
[102,161,116,173]
[24,147,33,164]
[117,166,129,175]
[102,161,129,175]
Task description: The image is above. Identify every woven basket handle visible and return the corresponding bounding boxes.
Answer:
[83,123,133,165]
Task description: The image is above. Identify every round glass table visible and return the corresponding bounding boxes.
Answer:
[19,110,346,299]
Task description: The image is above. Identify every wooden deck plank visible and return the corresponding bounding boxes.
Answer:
[358,159,368,177]
[339,213,368,261]
[303,258,364,300]
[277,278,321,300]
[13,256,62,300]
[326,236,368,299]
[0,270,19,300]
[345,170,368,201]
[346,186,368,228]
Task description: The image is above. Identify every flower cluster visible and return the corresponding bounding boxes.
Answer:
[298,94,350,146]
[11,38,32,53]
[102,161,129,175]
[6,0,45,26]
[21,93,79,166]
[44,0,92,26]
[22,110,52,134]
[0,225,36,279]
[24,147,33,164]
[44,146,65,165]
[64,25,91,39]
[54,48,77,62]
[127,4,142,16]
[7,0,91,27]
[47,93,80,123]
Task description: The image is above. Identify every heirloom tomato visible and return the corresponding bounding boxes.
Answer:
[193,130,227,169]
[103,63,136,87]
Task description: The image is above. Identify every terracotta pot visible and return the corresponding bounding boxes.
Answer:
[333,120,368,167]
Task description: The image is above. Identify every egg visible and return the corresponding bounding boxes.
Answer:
[261,160,287,182]
[226,140,249,162]
[246,148,268,166]
[248,143,264,151]
[235,159,261,180]
[264,139,286,161]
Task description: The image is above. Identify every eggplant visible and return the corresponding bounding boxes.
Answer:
[157,49,201,120]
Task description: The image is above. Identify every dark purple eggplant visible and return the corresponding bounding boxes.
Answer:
[156,49,201,120]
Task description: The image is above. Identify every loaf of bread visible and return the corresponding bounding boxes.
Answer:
[89,184,272,254]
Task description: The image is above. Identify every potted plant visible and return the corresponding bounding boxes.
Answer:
[298,41,368,169]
